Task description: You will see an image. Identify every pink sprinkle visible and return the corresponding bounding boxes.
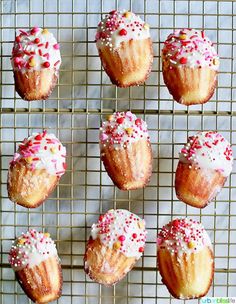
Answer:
[14,57,21,64]
[101,133,108,141]
[19,30,28,36]
[31,27,40,34]
[53,43,60,50]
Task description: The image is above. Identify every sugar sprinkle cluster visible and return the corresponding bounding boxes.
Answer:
[91,209,147,259]
[9,229,58,271]
[11,27,61,72]
[96,10,150,50]
[100,111,150,149]
[157,218,212,255]
[179,131,233,177]
[162,28,219,70]
[11,131,67,177]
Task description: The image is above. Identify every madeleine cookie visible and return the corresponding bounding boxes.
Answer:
[9,230,62,304]
[11,27,61,100]
[96,10,153,87]
[84,209,147,286]
[157,218,214,299]
[175,131,233,208]
[8,131,66,208]
[162,29,219,105]
[100,111,152,190]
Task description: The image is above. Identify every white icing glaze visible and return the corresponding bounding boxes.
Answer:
[11,27,61,72]
[157,218,212,256]
[91,209,147,259]
[96,10,150,50]
[100,111,150,149]
[10,131,67,177]
[9,230,58,271]
[162,28,219,70]
[179,131,233,177]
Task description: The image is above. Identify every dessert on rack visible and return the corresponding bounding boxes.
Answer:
[9,229,62,304]
[96,10,153,87]
[157,218,214,299]
[100,111,153,190]
[11,27,61,100]
[84,209,147,285]
[162,28,219,105]
[175,131,233,208]
[8,130,66,208]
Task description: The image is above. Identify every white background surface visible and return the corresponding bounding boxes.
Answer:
[1,0,236,303]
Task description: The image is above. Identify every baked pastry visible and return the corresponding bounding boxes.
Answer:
[100,111,152,190]
[95,10,153,87]
[84,209,147,286]
[8,130,66,208]
[11,27,61,101]
[175,131,233,208]
[9,229,62,304]
[162,28,219,105]
[157,218,214,299]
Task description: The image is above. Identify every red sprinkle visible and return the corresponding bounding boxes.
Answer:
[99,215,104,222]
[132,233,137,239]
[43,61,50,68]
[63,162,67,170]
[54,60,60,67]
[135,118,142,126]
[38,43,44,47]
[45,41,49,49]
[119,29,127,36]
[139,247,144,253]
[35,134,42,140]
[38,49,42,56]
[34,38,40,44]
[180,57,187,64]
[16,36,21,43]
[116,117,124,124]
[118,235,126,242]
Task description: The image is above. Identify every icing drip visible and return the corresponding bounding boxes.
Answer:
[10,131,67,177]
[9,230,58,271]
[157,218,212,255]
[96,10,150,50]
[179,131,233,177]
[100,111,150,149]
[162,28,219,70]
[11,27,61,72]
[91,209,147,259]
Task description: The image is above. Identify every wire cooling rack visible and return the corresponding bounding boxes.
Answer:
[0,0,236,303]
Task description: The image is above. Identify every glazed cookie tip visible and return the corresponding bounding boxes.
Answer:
[162,28,219,70]
[11,27,61,72]
[179,131,233,176]
[157,218,212,255]
[9,229,58,271]
[10,130,67,177]
[91,209,147,259]
[100,111,150,149]
[96,10,150,50]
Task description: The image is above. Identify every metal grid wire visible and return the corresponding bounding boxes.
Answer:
[0,0,236,303]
